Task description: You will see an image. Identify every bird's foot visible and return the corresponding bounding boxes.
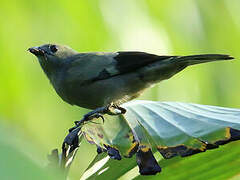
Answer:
[106,103,127,115]
[70,104,126,132]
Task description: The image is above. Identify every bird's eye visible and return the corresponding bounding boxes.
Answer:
[50,45,58,53]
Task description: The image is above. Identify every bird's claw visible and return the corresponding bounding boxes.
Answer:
[70,104,126,132]
[72,113,104,130]
[87,113,105,123]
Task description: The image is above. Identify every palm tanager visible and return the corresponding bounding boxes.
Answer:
[28,44,234,122]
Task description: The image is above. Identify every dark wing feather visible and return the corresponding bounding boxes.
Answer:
[91,51,176,82]
[114,51,176,74]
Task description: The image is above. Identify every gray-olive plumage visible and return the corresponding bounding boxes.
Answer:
[29,44,234,109]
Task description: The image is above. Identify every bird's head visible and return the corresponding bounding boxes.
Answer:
[28,44,77,76]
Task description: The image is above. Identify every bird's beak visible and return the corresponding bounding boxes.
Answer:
[28,47,44,56]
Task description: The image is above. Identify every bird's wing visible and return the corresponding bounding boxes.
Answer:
[113,52,176,75]
[66,52,175,83]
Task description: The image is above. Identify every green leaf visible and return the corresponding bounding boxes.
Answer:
[0,122,62,180]
[80,153,138,180]
[80,101,240,179]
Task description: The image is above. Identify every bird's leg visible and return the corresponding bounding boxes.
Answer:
[72,103,126,129]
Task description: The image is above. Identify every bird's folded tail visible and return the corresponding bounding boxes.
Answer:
[175,54,234,66]
[140,54,234,83]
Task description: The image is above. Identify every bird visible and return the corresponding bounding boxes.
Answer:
[28,44,234,122]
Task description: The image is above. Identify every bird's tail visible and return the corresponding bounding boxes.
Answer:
[175,54,234,66]
[140,54,234,83]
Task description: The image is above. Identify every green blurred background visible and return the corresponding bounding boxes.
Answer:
[0,0,240,179]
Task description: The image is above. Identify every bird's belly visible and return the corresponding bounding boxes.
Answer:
[65,83,127,109]
[63,73,148,109]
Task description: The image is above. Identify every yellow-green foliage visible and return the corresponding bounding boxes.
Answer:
[0,0,239,179]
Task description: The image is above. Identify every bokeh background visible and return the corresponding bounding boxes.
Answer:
[0,0,240,179]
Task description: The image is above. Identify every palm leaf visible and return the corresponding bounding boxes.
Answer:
[79,101,240,179]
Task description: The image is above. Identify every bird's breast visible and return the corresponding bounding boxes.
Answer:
[48,69,74,105]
